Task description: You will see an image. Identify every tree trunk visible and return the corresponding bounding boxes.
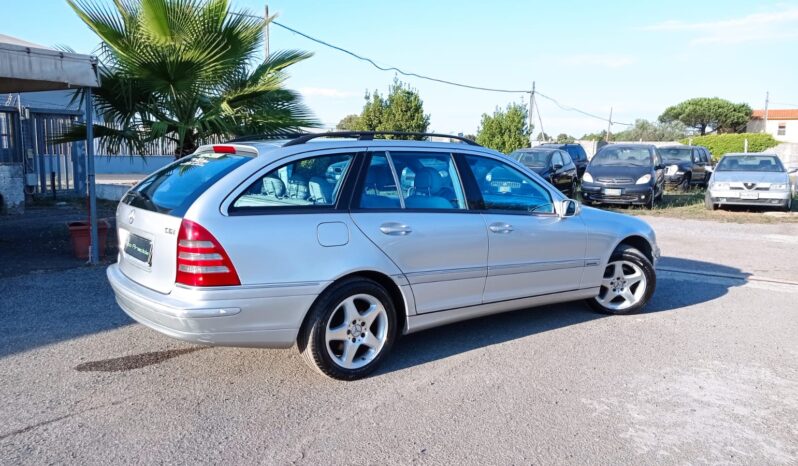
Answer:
[175,133,197,160]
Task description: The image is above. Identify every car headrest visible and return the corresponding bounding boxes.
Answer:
[414,167,443,194]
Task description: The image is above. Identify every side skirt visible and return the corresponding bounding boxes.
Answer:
[403,287,600,335]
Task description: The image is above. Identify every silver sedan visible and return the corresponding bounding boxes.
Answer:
[705,153,795,211]
[107,133,660,380]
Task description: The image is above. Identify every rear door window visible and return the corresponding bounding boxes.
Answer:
[463,154,554,214]
[231,153,354,211]
[124,152,252,216]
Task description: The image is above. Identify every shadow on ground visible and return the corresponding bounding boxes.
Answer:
[378,257,747,375]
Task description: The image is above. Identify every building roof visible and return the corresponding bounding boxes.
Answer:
[0,33,100,92]
[751,109,798,120]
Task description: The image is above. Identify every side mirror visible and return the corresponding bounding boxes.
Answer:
[558,199,580,218]
[552,163,563,171]
[655,164,665,170]
[788,167,798,174]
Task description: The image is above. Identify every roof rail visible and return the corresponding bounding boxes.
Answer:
[281,131,482,147]
[228,132,306,143]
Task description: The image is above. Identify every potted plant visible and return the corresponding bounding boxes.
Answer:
[67,198,110,260]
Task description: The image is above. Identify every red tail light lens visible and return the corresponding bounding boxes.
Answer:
[176,219,240,287]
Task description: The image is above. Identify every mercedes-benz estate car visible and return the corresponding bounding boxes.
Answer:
[509,147,579,196]
[107,132,660,380]
[580,144,665,208]
[705,153,795,211]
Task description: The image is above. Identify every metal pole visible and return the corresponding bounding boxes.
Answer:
[264,4,270,61]
[85,87,99,264]
[528,82,535,145]
[763,91,769,133]
[606,107,613,142]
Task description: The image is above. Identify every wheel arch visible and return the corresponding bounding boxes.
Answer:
[615,235,655,263]
[298,269,411,338]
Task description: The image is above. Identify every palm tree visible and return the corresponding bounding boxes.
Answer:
[65,0,317,157]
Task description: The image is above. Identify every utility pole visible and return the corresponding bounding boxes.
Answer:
[606,107,613,142]
[264,4,270,61]
[528,82,535,145]
[763,91,769,133]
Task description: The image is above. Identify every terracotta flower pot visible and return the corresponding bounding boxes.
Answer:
[67,219,110,260]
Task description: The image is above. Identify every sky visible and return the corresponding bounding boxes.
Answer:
[4,0,798,137]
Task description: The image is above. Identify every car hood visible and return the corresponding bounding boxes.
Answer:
[586,164,650,180]
[524,165,547,175]
[711,171,789,184]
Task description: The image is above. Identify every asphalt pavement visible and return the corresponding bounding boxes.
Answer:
[1,216,797,465]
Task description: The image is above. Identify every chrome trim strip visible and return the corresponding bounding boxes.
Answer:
[488,259,583,276]
[405,266,487,284]
[585,258,601,267]
[404,287,599,334]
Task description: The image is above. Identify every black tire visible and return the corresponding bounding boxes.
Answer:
[569,179,578,198]
[704,192,716,210]
[644,191,656,209]
[587,244,656,315]
[297,278,397,380]
[679,173,692,192]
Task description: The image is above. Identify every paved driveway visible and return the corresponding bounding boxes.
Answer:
[1,216,797,465]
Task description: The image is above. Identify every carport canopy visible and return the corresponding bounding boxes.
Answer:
[0,33,102,263]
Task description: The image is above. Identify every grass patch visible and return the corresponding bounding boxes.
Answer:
[594,188,798,224]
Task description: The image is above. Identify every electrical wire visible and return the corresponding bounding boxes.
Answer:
[770,101,798,108]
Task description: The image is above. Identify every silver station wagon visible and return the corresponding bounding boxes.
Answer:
[108,132,660,380]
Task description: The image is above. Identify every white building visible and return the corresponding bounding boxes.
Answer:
[747,109,798,143]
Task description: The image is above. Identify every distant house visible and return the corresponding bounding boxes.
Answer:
[747,109,798,143]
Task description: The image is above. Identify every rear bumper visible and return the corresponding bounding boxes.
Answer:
[581,183,653,205]
[107,264,320,348]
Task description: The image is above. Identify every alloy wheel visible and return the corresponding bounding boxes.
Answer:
[324,294,389,370]
[596,260,648,311]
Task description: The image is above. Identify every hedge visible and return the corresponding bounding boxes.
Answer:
[679,133,780,161]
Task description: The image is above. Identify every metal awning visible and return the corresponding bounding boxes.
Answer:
[0,34,102,264]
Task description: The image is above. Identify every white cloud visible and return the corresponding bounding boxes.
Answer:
[299,87,360,98]
[557,54,635,68]
[643,6,798,45]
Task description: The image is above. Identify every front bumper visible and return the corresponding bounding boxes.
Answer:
[581,183,653,205]
[107,264,319,348]
[706,189,790,207]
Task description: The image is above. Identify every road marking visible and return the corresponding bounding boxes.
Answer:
[659,267,798,293]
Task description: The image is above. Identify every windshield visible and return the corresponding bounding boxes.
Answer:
[659,148,692,163]
[511,150,550,167]
[716,155,784,172]
[125,152,252,215]
[591,147,652,167]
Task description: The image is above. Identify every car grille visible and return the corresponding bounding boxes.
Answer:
[596,177,634,185]
[729,184,770,191]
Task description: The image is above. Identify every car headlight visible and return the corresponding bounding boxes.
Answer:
[771,183,788,191]
[582,172,593,183]
[635,174,651,185]
[711,182,729,190]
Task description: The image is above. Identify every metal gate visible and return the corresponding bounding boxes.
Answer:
[0,110,21,163]
[30,112,81,193]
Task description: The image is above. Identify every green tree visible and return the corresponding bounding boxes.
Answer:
[612,119,688,141]
[555,133,575,144]
[64,0,317,157]
[581,130,608,141]
[336,114,360,130]
[352,79,430,138]
[536,132,550,142]
[475,102,530,153]
[659,98,752,136]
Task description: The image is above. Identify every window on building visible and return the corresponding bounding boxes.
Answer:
[778,123,786,136]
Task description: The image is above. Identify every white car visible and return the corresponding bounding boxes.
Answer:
[705,153,795,211]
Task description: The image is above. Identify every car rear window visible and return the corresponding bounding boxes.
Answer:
[123,152,252,216]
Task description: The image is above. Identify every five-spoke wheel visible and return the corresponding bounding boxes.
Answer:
[588,244,655,315]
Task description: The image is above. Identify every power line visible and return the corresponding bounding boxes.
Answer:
[771,101,798,108]
[234,12,630,126]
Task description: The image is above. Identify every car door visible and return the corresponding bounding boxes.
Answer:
[550,151,567,192]
[459,153,587,303]
[349,150,488,314]
[692,149,706,184]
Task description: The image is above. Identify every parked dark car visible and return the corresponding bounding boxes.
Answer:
[539,143,589,177]
[580,144,665,208]
[659,145,712,190]
[509,147,579,196]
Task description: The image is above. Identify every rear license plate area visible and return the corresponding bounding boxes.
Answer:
[603,188,622,196]
[124,233,153,265]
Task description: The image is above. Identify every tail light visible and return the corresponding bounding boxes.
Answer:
[176,219,240,287]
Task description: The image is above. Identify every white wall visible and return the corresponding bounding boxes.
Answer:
[746,119,798,143]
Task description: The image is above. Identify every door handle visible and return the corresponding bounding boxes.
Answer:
[488,222,513,234]
[380,222,412,236]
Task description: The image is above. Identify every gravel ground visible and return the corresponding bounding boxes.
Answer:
[1,216,797,465]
